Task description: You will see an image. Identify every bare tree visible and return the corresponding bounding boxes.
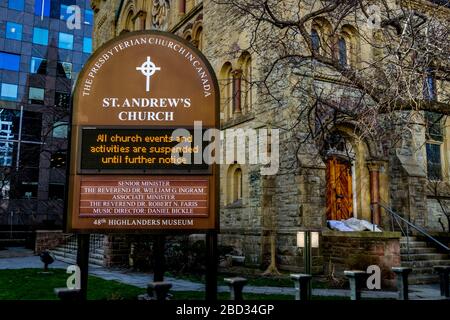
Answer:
[212,0,450,273]
[214,0,449,144]
[428,180,450,232]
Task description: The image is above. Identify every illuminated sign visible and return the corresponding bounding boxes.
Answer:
[79,128,208,172]
[67,31,219,232]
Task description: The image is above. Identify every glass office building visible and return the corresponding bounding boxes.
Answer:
[0,0,93,230]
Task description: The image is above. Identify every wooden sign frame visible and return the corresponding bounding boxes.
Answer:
[65,30,220,234]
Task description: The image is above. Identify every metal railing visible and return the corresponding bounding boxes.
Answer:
[379,202,450,261]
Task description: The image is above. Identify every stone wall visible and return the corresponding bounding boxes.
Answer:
[276,231,323,274]
[427,198,450,232]
[90,0,450,272]
[35,230,68,254]
[426,182,450,232]
[91,0,121,49]
[104,234,134,267]
[389,148,429,229]
[219,231,262,267]
[321,231,401,288]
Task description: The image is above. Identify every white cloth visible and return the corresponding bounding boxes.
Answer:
[328,218,382,232]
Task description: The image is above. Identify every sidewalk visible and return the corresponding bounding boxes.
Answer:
[0,252,445,300]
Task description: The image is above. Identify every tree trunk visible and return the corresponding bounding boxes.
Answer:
[262,231,281,276]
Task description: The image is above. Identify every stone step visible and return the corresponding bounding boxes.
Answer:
[50,234,106,267]
[400,236,418,241]
[54,255,77,265]
[92,249,105,256]
[52,246,104,255]
[400,247,437,254]
[409,275,440,285]
[400,253,449,261]
[88,257,104,266]
[52,249,104,263]
[408,274,440,285]
[52,251,76,260]
[402,260,450,268]
[51,247,76,255]
[89,252,104,261]
[409,267,438,275]
[400,241,431,248]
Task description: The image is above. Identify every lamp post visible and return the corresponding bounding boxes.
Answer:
[297,230,320,299]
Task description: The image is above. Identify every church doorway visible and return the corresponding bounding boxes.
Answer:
[324,132,357,221]
[326,156,353,221]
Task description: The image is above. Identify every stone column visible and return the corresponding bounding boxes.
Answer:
[191,39,199,48]
[147,282,172,301]
[344,270,366,300]
[132,11,146,31]
[224,277,248,301]
[54,288,82,301]
[392,267,412,300]
[290,274,312,300]
[232,69,243,114]
[178,0,186,14]
[434,266,450,297]
[367,161,382,227]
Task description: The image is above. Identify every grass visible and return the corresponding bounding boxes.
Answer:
[0,268,145,300]
[0,269,352,300]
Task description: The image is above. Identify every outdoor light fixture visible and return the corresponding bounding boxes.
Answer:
[297,231,320,248]
[296,230,320,300]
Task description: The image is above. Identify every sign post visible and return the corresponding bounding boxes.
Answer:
[205,231,218,301]
[67,31,220,299]
[76,234,90,300]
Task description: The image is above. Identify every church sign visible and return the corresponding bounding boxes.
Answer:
[66,31,219,232]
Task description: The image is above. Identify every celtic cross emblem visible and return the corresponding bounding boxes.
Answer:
[136,56,161,92]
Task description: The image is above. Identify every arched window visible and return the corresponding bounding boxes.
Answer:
[338,37,348,67]
[239,53,252,113]
[425,112,444,180]
[125,11,134,32]
[337,25,359,68]
[220,62,233,120]
[423,67,436,101]
[233,168,243,202]
[232,69,242,114]
[197,27,203,50]
[311,18,332,57]
[311,28,321,54]
[179,0,186,14]
[193,26,203,50]
[227,165,243,205]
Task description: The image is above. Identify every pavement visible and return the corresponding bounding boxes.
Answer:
[0,248,446,300]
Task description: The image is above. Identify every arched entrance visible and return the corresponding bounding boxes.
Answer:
[326,156,353,220]
[324,133,356,221]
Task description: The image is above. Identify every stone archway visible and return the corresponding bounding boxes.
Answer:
[322,130,388,225]
[324,133,356,221]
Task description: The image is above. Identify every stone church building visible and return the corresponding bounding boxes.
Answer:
[45,0,449,283]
